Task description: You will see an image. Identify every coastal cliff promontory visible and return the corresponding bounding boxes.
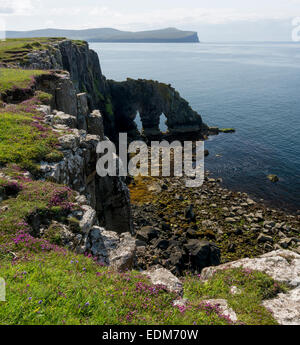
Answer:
[0,38,299,325]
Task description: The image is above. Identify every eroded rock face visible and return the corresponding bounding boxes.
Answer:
[39,92,132,234]
[96,173,133,234]
[39,128,99,205]
[107,78,207,138]
[36,72,78,117]
[77,93,89,130]
[23,40,108,111]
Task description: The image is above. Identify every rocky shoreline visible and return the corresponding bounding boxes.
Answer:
[129,173,300,276]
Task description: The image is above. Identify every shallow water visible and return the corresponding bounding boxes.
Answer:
[90,42,300,212]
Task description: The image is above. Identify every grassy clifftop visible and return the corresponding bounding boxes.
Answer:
[0,38,86,67]
[0,38,61,66]
[0,68,47,93]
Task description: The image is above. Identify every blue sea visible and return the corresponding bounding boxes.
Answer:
[90,42,300,212]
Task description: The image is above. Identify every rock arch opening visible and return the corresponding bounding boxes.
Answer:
[134,111,143,133]
[159,113,168,133]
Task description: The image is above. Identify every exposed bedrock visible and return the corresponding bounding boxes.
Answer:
[107,78,207,138]
[37,72,133,235]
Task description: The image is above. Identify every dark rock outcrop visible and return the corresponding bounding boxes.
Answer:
[107,78,207,138]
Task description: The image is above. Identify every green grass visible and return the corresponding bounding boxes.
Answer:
[34,91,53,105]
[0,68,47,94]
[0,106,62,173]
[0,178,75,232]
[0,250,285,325]
[184,267,288,325]
[0,177,78,258]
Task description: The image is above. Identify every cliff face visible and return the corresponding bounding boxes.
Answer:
[37,97,133,235]
[23,40,108,111]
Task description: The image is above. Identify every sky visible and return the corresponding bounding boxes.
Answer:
[0,0,300,41]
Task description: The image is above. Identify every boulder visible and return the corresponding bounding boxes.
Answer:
[257,233,273,243]
[58,133,80,151]
[154,239,169,250]
[225,217,236,224]
[86,226,136,272]
[185,204,195,221]
[184,240,221,272]
[142,267,183,295]
[89,226,119,254]
[136,226,159,243]
[109,232,136,272]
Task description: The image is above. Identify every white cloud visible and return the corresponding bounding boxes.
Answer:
[0,0,38,15]
[1,2,297,31]
[77,6,291,27]
[66,6,293,31]
[143,7,293,26]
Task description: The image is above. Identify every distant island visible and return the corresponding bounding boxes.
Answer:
[5,27,200,43]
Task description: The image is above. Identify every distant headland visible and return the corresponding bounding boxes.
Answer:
[5,27,200,43]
